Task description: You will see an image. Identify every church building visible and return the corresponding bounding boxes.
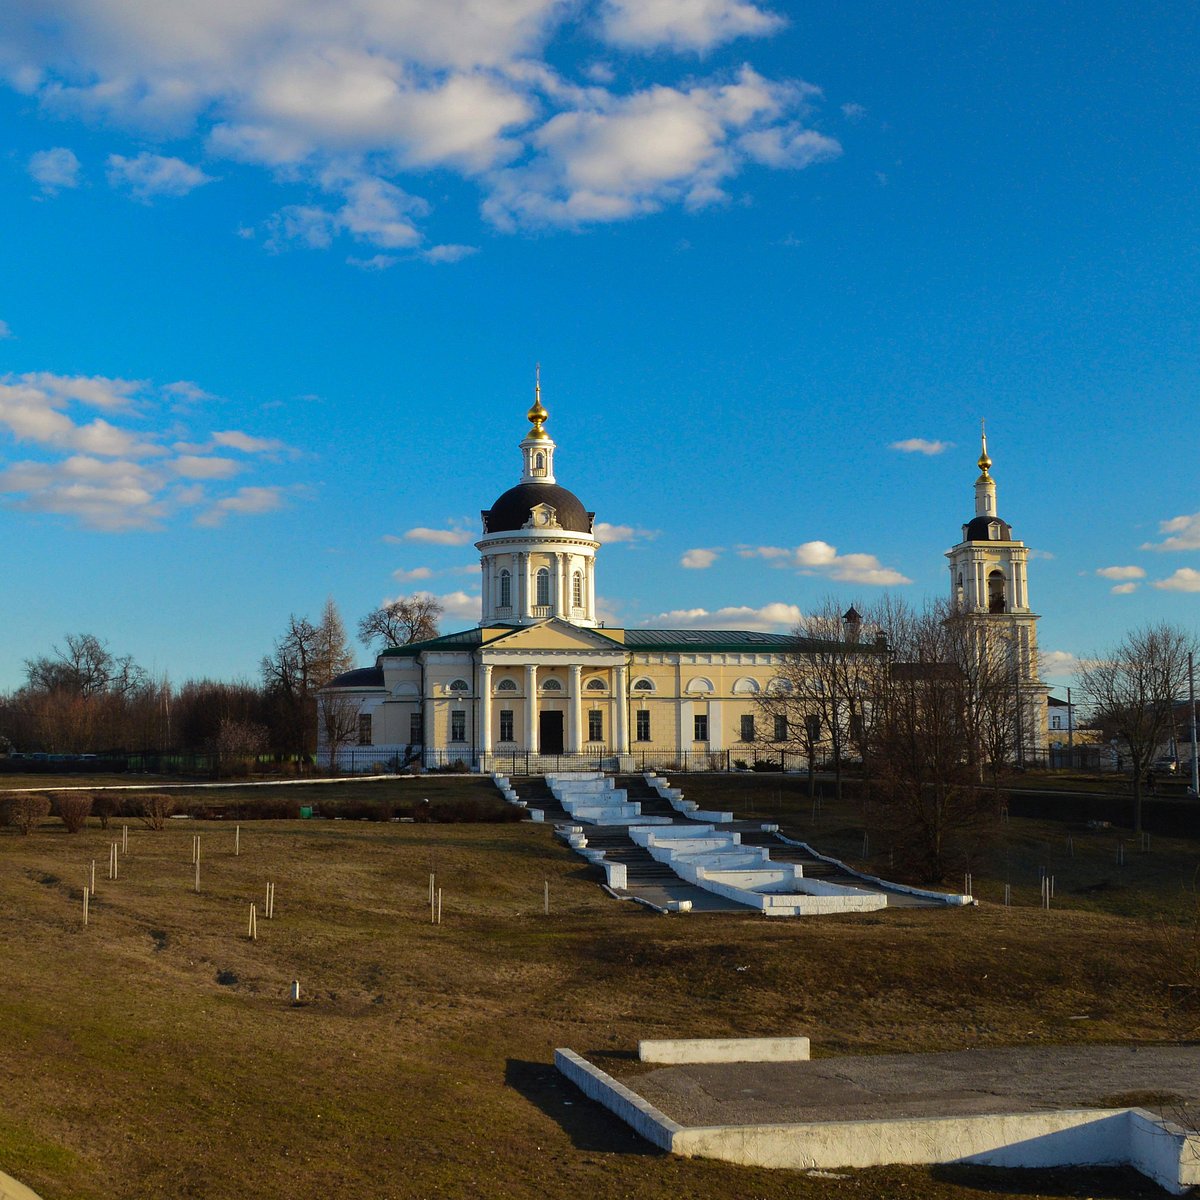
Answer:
[320,386,1046,769]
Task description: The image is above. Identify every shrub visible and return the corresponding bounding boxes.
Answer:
[140,793,176,831]
[0,793,52,835]
[91,791,117,830]
[56,793,93,834]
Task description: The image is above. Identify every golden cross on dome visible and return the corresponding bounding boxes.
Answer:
[526,363,548,439]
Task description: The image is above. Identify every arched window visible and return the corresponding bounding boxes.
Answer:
[732,677,760,695]
[541,677,563,692]
[632,677,655,693]
[988,570,1007,613]
[572,570,583,608]
[534,451,545,472]
[496,677,518,692]
[448,678,469,693]
[536,567,550,606]
[498,569,511,608]
[685,677,714,695]
[585,677,607,692]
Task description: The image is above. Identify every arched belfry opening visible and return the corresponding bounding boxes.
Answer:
[988,569,1007,613]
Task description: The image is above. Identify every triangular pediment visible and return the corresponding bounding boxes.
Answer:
[480,618,625,653]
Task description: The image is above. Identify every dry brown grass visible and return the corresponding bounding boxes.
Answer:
[0,804,1191,1200]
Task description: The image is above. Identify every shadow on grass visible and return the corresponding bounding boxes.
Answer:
[504,1059,661,1157]
[931,1163,1164,1197]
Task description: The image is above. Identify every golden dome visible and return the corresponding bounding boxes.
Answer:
[526,368,548,440]
[977,425,991,477]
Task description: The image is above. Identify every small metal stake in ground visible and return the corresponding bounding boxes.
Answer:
[248,903,257,940]
[964,872,972,896]
[122,824,128,855]
[194,856,200,894]
[90,859,96,893]
[290,980,300,1003]
[862,832,869,859]
[1066,834,1074,857]
[437,888,442,926]
[109,843,117,880]
[265,881,275,919]
[192,833,201,865]
[83,886,89,926]
[1004,883,1011,907]
[544,880,549,916]
[235,825,240,856]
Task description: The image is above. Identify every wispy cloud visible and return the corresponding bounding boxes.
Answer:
[1110,582,1139,595]
[1040,649,1091,680]
[29,147,82,194]
[392,566,434,582]
[106,152,214,202]
[647,602,802,632]
[681,547,720,569]
[739,540,911,586]
[600,0,785,50]
[890,438,952,456]
[595,522,658,545]
[196,486,291,527]
[0,320,12,340]
[1142,512,1200,552]
[403,524,474,546]
[1096,565,1146,580]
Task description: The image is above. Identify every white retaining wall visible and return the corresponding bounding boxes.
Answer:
[639,1037,811,1064]
[555,1049,1200,1195]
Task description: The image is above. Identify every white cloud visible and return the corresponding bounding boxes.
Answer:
[1096,565,1146,581]
[1040,650,1090,680]
[211,430,289,454]
[600,0,785,51]
[595,521,658,544]
[1,2,830,249]
[647,602,802,631]
[162,380,216,406]
[29,146,81,193]
[739,540,911,586]
[1153,568,1200,593]
[412,589,479,623]
[196,486,289,527]
[422,243,479,264]
[347,254,398,271]
[484,68,838,228]
[392,566,434,582]
[0,456,166,531]
[841,102,866,121]
[106,152,214,201]
[890,438,952,456]
[681,547,719,569]
[171,455,241,479]
[1143,512,1200,552]
[0,371,293,530]
[403,525,474,545]
[1110,582,1139,595]
[0,320,12,339]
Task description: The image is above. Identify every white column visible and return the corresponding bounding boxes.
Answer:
[524,663,538,750]
[587,557,597,623]
[708,699,723,749]
[678,699,692,754]
[614,664,629,752]
[480,664,493,754]
[568,664,582,752]
[422,696,435,759]
[480,557,491,621]
[554,554,566,619]
[517,552,529,619]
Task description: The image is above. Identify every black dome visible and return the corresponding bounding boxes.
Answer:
[964,515,1013,541]
[483,483,594,534]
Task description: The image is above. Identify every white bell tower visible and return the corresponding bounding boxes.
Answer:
[946,426,1048,762]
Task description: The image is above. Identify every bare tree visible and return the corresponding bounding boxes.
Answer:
[211,717,269,778]
[320,696,362,771]
[25,633,146,699]
[357,594,443,650]
[1079,623,1196,833]
[871,601,994,884]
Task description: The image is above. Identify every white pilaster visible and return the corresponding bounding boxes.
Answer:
[568,663,582,753]
[480,665,493,754]
[524,662,538,749]
[614,664,629,752]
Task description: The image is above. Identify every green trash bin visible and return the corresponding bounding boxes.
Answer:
[299,805,313,819]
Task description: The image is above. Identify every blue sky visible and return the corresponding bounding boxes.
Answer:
[1,0,1198,693]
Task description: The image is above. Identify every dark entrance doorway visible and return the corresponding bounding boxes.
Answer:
[539,710,564,754]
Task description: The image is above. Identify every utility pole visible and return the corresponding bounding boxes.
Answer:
[1190,652,1198,797]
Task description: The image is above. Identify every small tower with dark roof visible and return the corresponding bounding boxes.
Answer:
[946,426,1047,761]
[475,374,600,627]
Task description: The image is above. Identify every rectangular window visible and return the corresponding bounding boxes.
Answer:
[740,714,755,743]
[410,712,423,745]
[357,713,372,746]
[499,709,514,742]
[588,709,603,742]
[774,714,788,742]
[451,711,466,743]
[694,713,709,742]
[635,710,651,742]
